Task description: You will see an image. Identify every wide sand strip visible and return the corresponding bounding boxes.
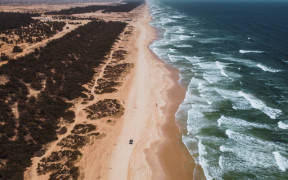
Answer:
[107,5,195,180]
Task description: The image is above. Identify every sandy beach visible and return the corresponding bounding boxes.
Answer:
[106,5,196,180]
[3,0,284,179]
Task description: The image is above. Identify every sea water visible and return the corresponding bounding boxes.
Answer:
[149,0,288,179]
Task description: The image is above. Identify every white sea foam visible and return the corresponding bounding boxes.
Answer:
[197,62,217,70]
[214,88,251,110]
[221,56,256,67]
[273,151,288,172]
[186,102,216,135]
[239,91,282,119]
[278,121,288,129]
[203,73,223,84]
[173,44,193,48]
[211,52,223,56]
[199,38,225,44]
[257,64,282,73]
[219,147,278,173]
[176,28,185,34]
[183,56,202,63]
[207,100,212,105]
[182,136,199,162]
[188,77,207,89]
[150,47,166,59]
[239,50,264,54]
[216,61,229,77]
[223,130,286,171]
[171,15,185,19]
[168,26,185,34]
[282,59,288,64]
[169,48,177,53]
[225,129,287,151]
[170,35,181,42]
[159,17,175,25]
[198,140,212,179]
[168,54,182,63]
[214,88,236,99]
[180,35,193,40]
[198,140,223,180]
[217,115,272,130]
[197,82,205,92]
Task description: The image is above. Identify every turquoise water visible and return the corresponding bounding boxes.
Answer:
[149,1,288,179]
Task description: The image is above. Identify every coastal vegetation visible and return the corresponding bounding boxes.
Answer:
[85,99,124,120]
[103,1,144,13]
[39,123,98,179]
[112,50,127,61]
[94,63,132,94]
[71,124,97,135]
[52,16,96,21]
[37,150,82,180]
[0,20,126,179]
[45,1,144,15]
[0,12,39,31]
[45,5,106,15]
[0,12,66,59]
[0,20,65,44]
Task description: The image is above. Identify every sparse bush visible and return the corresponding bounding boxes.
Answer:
[12,45,23,53]
[85,99,124,120]
[58,127,67,135]
[0,53,9,61]
[71,124,96,134]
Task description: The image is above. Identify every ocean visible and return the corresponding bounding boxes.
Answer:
[148,0,288,179]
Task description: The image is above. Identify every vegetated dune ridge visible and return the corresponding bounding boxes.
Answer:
[23,3,145,180]
[0,18,128,180]
[23,22,134,180]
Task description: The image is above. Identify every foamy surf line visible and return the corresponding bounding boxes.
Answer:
[148,1,288,179]
[239,91,282,119]
[217,115,273,130]
[174,44,193,48]
[257,63,282,73]
[239,49,264,54]
[216,61,229,77]
[278,121,288,129]
[273,151,288,172]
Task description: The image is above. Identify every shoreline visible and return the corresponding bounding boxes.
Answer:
[145,7,198,180]
[107,4,199,180]
[145,5,206,180]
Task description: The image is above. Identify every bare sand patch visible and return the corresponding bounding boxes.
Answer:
[0,74,9,85]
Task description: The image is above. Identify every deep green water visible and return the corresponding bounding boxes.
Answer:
[149,1,288,179]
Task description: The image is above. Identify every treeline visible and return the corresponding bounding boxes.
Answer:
[45,1,144,15]
[103,1,144,13]
[1,21,66,45]
[45,5,106,15]
[0,20,126,179]
[0,12,40,31]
